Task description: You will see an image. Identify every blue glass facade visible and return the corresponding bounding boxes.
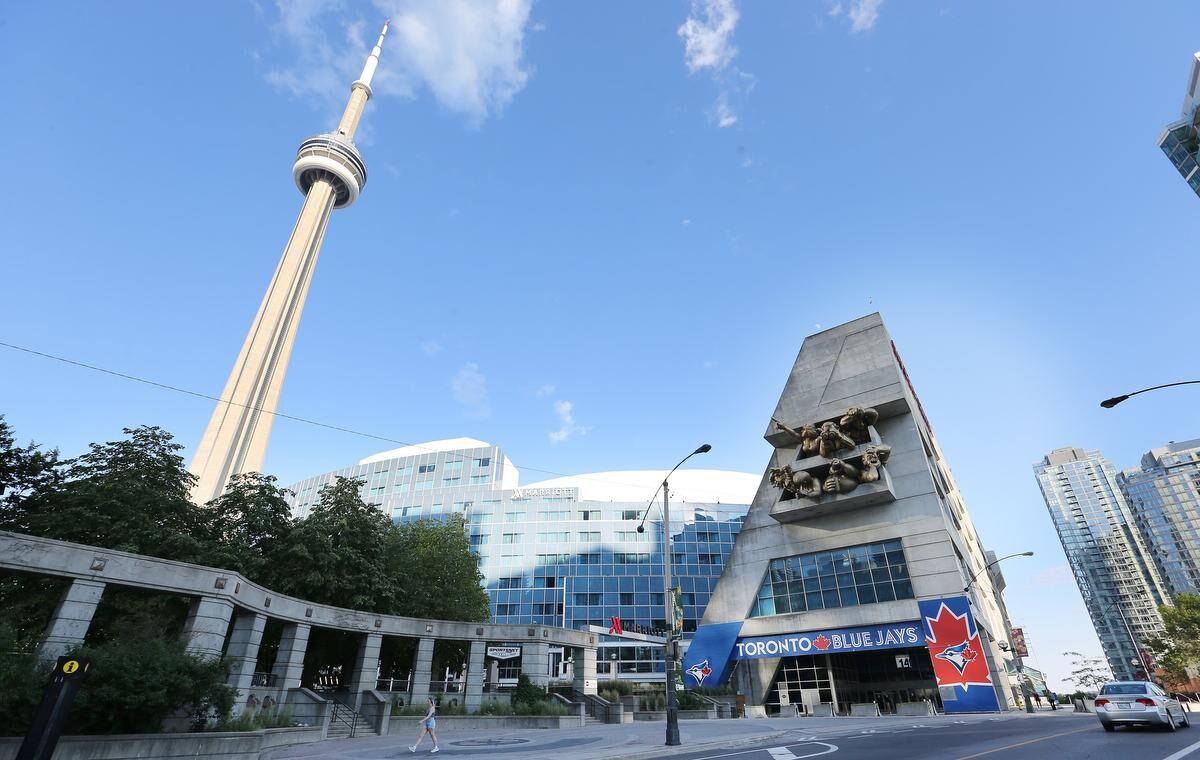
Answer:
[1120,440,1200,598]
[748,540,914,618]
[286,439,754,680]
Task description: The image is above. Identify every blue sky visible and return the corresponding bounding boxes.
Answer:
[3,1,1199,691]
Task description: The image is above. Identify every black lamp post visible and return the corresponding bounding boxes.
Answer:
[1100,380,1200,409]
[963,551,1035,713]
[636,443,711,746]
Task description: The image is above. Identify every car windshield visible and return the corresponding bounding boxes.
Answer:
[1100,684,1148,695]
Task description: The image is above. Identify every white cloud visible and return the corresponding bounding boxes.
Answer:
[265,0,535,125]
[846,0,883,33]
[678,0,739,73]
[420,339,442,355]
[828,3,843,17]
[548,399,590,444]
[535,383,556,397]
[678,0,749,129]
[451,362,489,416]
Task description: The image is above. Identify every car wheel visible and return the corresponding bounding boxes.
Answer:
[1183,711,1191,728]
[1167,711,1179,732]
[1102,723,1115,732]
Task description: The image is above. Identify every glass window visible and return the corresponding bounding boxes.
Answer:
[475,457,491,467]
[470,475,490,484]
[580,531,600,541]
[748,539,913,618]
[418,464,436,474]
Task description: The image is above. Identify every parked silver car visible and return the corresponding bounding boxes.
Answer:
[1095,681,1191,732]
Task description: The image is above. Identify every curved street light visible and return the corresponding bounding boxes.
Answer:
[962,550,1034,712]
[962,551,1034,595]
[635,443,711,747]
[1100,380,1200,409]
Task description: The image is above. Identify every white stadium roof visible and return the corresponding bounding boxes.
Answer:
[523,469,759,505]
[358,438,495,465]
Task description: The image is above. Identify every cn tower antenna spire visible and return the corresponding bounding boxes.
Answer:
[188,19,391,505]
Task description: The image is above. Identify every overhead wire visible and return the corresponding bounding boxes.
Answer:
[0,339,691,500]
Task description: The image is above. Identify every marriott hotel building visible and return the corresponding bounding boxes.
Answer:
[683,314,1017,715]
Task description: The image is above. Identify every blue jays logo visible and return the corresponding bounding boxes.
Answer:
[686,659,713,686]
[935,640,979,675]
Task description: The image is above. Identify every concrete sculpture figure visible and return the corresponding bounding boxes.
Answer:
[860,444,892,483]
[818,421,856,459]
[839,406,879,444]
[823,459,861,494]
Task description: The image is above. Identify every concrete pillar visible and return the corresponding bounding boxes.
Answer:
[181,596,235,660]
[410,637,435,706]
[572,645,597,695]
[349,632,382,709]
[39,579,105,660]
[522,642,551,688]
[271,622,311,689]
[825,654,840,715]
[226,612,267,714]
[465,640,486,713]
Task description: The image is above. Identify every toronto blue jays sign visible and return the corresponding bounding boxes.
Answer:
[734,622,923,659]
[918,595,1001,713]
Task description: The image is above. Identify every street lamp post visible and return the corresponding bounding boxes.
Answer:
[637,443,711,747]
[963,551,1034,713]
[1100,380,1200,409]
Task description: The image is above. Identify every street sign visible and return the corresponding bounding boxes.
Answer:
[584,622,667,645]
[895,654,912,669]
[486,646,520,660]
[16,656,91,760]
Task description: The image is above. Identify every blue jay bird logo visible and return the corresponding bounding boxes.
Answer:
[686,659,713,686]
[935,640,978,674]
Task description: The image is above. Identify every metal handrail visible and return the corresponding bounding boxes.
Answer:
[328,701,360,738]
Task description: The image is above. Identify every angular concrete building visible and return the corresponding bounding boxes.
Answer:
[684,314,1014,715]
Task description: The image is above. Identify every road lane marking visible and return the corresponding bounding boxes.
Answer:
[953,726,1093,759]
[694,741,839,760]
[1162,738,1200,760]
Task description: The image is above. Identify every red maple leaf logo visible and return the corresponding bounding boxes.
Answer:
[923,603,993,690]
[813,635,831,651]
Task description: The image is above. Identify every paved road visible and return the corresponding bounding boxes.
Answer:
[672,714,1200,760]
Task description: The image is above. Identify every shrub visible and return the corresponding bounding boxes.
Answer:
[513,674,548,707]
[477,701,514,715]
[514,700,568,716]
[67,637,235,734]
[212,710,294,732]
[639,694,666,712]
[695,685,736,696]
[676,691,705,710]
[599,679,633,696]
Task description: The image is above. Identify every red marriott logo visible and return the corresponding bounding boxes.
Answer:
[609,616,624,635]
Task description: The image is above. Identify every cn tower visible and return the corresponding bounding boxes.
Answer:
[189,21,390,504]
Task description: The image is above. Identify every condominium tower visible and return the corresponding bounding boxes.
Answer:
[1033,447,1169,680]
[1157,52,1200,197]
[1121,439,1200,598]
[189,23,391,504]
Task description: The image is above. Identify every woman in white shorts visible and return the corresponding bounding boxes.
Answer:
[409,697,439,754]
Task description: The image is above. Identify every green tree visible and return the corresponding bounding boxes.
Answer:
[267,477,396,611]
[0,622,51,735]
[0,415,60,518]
[197,472,295,583]
[388,515,490,622]
[9,426,206,562]
[1145,594,1200,690]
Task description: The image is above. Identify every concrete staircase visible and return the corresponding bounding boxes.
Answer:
[326,700,376,739]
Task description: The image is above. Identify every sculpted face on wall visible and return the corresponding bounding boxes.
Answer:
[768,407,890,503]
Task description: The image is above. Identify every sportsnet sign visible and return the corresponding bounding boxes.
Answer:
[734,622,922,660]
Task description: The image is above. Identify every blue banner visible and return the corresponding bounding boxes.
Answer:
[918,595,1001,713]
[734,621,923,659]
[682,621,743,689]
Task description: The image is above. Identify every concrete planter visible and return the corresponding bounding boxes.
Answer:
[0,726,324,760]
[632,709,716,721]
[388,714,583,732]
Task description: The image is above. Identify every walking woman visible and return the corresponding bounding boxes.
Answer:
[409,697,439,753]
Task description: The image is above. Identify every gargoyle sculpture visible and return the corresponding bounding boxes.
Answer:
[823,459,860,494]
[799,423,821,457]
[818,421,856,459]
[860,444,892,483]
[839,406,879,444]
[769,465,823,499]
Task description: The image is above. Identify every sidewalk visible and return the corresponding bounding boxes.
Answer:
[264,710,1088,760]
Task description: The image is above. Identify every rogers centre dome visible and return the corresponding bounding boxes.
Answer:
[521,469,759,505]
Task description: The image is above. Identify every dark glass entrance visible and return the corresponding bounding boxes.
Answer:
[764,646,940,715]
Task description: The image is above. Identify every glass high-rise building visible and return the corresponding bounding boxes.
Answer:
[286,438,756,682]
[1157,52,1200,198]
[1120,439,1200,598]
[1033,447,1169,681]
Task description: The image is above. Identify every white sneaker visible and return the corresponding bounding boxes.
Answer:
[408,746,416,753]
[431,748,439,754]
